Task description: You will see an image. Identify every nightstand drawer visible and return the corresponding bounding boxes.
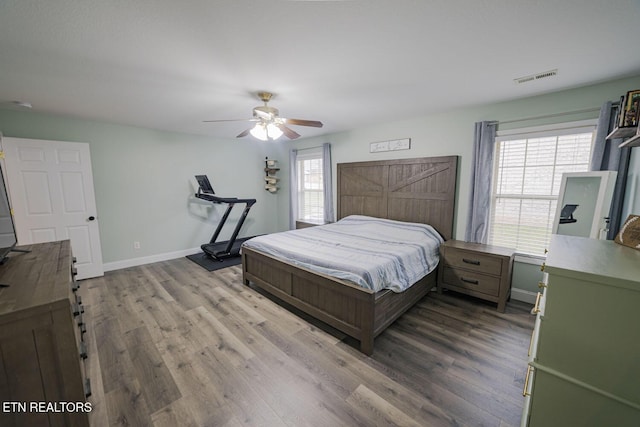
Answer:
[442,267,500,296]
[445,250,503,276]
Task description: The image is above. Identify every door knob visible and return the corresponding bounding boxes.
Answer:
[87,216,95,221]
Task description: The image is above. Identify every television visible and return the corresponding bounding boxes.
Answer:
[0,163,18,264]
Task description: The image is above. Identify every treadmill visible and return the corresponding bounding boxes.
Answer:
[559,204,579,224]
[194,175,256,260]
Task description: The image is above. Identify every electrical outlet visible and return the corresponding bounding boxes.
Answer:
[134,241,140,250]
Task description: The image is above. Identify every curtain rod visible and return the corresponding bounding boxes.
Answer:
[293,144,325,152]
[489,107,601,126]
[489,102,619,126]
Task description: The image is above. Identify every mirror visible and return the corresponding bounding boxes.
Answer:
[553,171,617,239]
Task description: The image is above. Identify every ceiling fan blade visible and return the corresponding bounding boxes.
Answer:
[276,124,301,140]
[203,118,258,123]
[236,128,252,138]
[284,118,323,128]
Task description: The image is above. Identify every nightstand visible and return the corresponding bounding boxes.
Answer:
[438,240,515,312]
[295,219,331,229]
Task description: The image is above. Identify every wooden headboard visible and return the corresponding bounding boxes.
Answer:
[336,156,458,240]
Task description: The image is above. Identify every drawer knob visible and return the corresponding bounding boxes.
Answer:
[84,378,92,398]
[462,258,480,266]
[79,342,88,359]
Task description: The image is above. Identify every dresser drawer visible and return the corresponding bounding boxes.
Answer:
[445,249,503,276]
[442,267,500,296]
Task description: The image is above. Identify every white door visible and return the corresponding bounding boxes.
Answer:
[1,137,104,279]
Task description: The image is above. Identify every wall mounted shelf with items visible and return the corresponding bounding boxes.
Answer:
[264,158,279,193]
[607,89,640,148]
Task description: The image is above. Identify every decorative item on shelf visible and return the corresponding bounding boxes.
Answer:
[614,214,640,250]
[264,157,279,193]
[606,89,640,148]
[618,90,640,128]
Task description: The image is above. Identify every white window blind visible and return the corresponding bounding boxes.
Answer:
[296,148,324,221]
[489,122,596,255]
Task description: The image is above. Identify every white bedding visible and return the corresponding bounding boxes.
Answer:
[241,215,443,292]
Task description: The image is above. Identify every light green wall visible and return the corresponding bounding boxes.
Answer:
[289,74,640,294]
[0,111,288,264]
[1,74,639,289]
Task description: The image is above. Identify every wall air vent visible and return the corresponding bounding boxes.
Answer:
[514,69,558,84]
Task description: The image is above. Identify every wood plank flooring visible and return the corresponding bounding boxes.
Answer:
[80,257,534,427]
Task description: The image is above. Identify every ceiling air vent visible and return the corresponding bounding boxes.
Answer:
[514,69,558,84]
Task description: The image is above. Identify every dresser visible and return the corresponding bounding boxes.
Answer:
[522,235,640,426]
[438,240,515,312]
[0,240,90,427]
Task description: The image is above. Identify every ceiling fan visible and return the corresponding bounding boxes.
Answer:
[204,92,323,141]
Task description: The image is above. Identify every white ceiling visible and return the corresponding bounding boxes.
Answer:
[1,0,639,140]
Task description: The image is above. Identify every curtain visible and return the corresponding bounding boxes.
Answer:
[590,101,632,239]
[288,148,298,230]
[322,143,334,223]
[465,121,497,243]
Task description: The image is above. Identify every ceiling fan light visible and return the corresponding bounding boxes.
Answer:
[250,123,267,141]
[266,123,283,140]
[250,122,283,141]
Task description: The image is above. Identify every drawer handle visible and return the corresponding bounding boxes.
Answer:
[462,258,480,265]
[528,329,535,357]
[84,378,92,398]
[523,365,534,396]
[72,303,85,316]
[532,292,542,314]
[79,342,88,360]
[461,277,479,285]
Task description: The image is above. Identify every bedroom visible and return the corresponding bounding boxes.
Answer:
[1,1,639,426]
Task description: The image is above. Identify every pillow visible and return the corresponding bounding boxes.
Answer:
[615,214,640,250]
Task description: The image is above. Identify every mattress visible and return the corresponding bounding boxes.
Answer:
[241,215,443,292]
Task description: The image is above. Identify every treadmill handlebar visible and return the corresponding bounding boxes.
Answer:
[195,192,256,206]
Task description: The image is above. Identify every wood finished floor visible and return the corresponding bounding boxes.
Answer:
[80,257,534,427]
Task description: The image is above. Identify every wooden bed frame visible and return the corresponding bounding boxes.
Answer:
[242,156,458,355]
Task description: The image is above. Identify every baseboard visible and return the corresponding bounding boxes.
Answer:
[510,287,538,304]
[103,247,202,272]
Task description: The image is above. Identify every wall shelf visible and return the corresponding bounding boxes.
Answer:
[264,158,279,193]
[618,133,640,148]
[607,126,637,139]
[607,126,640,148]
[608,89,640,148]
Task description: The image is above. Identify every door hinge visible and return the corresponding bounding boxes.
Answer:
[0,151,4,159]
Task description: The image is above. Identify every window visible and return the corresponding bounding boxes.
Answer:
[489,122,596,255]
[296,149,324,221]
